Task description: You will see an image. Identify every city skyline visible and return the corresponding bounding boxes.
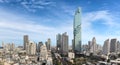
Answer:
[0,0,120,46]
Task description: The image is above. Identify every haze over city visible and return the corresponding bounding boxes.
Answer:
[0,0,120,46]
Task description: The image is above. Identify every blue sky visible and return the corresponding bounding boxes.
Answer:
[0,0,120,46]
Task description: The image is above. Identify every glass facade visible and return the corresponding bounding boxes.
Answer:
[73,7,82,53]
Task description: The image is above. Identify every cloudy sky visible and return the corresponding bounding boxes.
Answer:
[0,0,120,46]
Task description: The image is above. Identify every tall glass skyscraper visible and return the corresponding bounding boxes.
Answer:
[73,7,82,54]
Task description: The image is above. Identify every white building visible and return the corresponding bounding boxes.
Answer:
[68,52,75,59]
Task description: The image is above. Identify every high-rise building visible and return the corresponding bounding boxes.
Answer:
[82,44,89,52]
[117,41,120,53]
[56,34,62,52]
[29,41,36,55]
[26,41,30,54]
[24,35,29,50]
[61,32,69,55]
[72,39,74,51]
[88,41,92,50]
[110,38,117,53]
[11,43,15,51]
[5,43,15,51]
[92,37,96,54]
[7,43,11,51]
[2,41,4,48]
[40,44,48,61]
[96,44,102,53]
[73,7,82,54]
[103,39,110,55]
[38,42,43,52]
[89,37,100,55]
[46,38,51,51]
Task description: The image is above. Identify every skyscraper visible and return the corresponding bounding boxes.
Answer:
[73,7,82,54]
[47,38,51,50]
[38,42,43,52]
[88,41,92,50]
[117,41,120,53]
[89,37,99,55]
[29,41,36,55]
[110,38,117,53]
[61,32,69,55]
[88,41,92,53]
[92,37,96,54]
[24,35,29,50]
[40,44,48,61]
[11,43,15,51]
[103,39,110,55]
[56,34,62,52]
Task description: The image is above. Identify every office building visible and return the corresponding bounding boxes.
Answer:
[117,41,120,53]
[92,37,97,54]
[89,37,101,55]
[110,38,117,53]
[88,41,92,51]
[56,34,62,52]
[40,44,48,61]
[29,41,36,55]
[38,42,43,52]
[61,32,69,55]
[11,43,15,51]
[103,39,110,55]
[24,35,29,50]
[46,38,51,51]
[73,7,82,54]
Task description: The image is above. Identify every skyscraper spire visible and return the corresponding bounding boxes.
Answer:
[75,7,81,15]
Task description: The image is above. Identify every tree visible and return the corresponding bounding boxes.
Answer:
[107,59,110,63]
[118,53,120,58]
[110,55,117,60]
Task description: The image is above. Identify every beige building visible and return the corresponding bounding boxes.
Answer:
[40,44,48,61]
[29,41,36,55]
[89,37,97,54]
[26,40,36,55]
[92,37,97,54]
[89,37,102,55]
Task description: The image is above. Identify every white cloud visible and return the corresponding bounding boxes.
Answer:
[0,0,56,12]
[83,10,112,28]
[0,9,73,46]
[20,0,56,12]
[82,10,120,45]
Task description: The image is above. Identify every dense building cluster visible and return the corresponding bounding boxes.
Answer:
[0,35,53,65]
